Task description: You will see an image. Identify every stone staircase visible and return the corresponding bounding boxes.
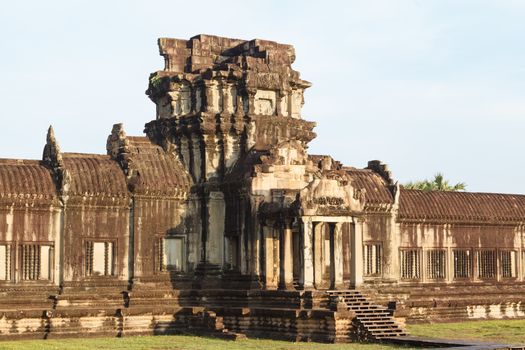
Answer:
[327,290,408,341]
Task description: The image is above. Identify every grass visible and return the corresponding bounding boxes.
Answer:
[407,319,525,345]
[0,335,399,350]
[0,320,524,349]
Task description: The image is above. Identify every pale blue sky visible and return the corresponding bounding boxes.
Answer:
[0,0,524,193]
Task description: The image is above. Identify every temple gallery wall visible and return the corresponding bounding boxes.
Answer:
[0,34,524,342]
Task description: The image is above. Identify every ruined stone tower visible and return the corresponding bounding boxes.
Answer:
[144,35,317,278]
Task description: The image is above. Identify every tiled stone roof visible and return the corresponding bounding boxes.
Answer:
[345,168,394,207]
[399,188,525,223]
[0,159,57,204]
[62,153,128,197]
[124,137,191,197]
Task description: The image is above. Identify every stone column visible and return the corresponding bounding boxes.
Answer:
[205,81,219,114]
[447,247,453,283]
[275,93,283,116]
[264,225,279,290]
[334,222,344,289]
[191,136,202,182]
[252,221,262,277]
[314,222,324,289]
[328,223,335,289]
[247,92,256,115]
[301,218,314,289]
[54,207,63,286]
[281,219,294,289]
[351,219,364,287]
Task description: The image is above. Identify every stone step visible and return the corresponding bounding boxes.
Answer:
[369,328,403,336]
[365,324,400,329]
[348,307,386,312]
[359,316,393,321]
[343,299,368,303]
[328,289,408,341]
[360,320,397,325]
[375,333,408,339]
[346,303,382,308]
[329,291,407,339]
[353,310,390,316]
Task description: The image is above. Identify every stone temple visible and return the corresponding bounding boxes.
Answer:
[1,34,525,342]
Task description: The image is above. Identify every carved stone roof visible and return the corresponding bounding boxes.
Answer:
[148,34,311,100]
[398,188,525,223]
[123,137,191,197]
[62,153,129,198]
[345,168,394,208]
[157,34,304,79]
[0,159,57,204]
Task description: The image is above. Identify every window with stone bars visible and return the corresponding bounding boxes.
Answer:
[0,244,11,281]
[85,241,114,277]
[500,250,517,278]
[400,249,421,280]
[477,250,496,279]
[155,237,184,272]
[20,244,53,281]
[363,243,382,276]
[453,249,472,279]
[426,249,446,280]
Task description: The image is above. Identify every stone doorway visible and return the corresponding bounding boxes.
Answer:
[314,222,334,289]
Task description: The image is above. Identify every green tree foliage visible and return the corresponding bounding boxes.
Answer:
[404,173,467,192]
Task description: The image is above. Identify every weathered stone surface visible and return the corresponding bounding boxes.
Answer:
[0,34,524,342]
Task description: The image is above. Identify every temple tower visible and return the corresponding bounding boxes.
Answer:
[144,34,316,274]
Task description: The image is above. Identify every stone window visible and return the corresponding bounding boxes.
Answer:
[20,244,53,281]
[500,250,517,278]
[453,249,472,279]
[400,249,421,280]
[364,243,382,276]
[85,241,114,277]
[477,250,496,279]
[426,249,446,280]
[0,244,11,281]
[156,237,185,272]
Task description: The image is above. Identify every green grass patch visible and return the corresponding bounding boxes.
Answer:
[408,319,525,345]
[0,320,524,349]
[0,335,400,350]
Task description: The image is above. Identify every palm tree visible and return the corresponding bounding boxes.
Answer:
[404,173,466,192]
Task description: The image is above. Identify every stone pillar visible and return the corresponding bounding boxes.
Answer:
[328,223,335,289]
[203,134,219,180]
[191,136,202,182]
[264,225,279,290]
[54,207,63,286]
[275,93,283,116]
[314,222,323,288]
[447,247,453,283]
[281,220,294,289]
[247,92,256,115]
[205,81,219,113]
[207,191,225,268]
[302,218,314,289]
[222,83,234,114]
[351,219,364,287]
[334,222,344,289]
[252,222,261,277]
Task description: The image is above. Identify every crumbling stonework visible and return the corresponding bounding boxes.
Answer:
[0,34,524,342]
